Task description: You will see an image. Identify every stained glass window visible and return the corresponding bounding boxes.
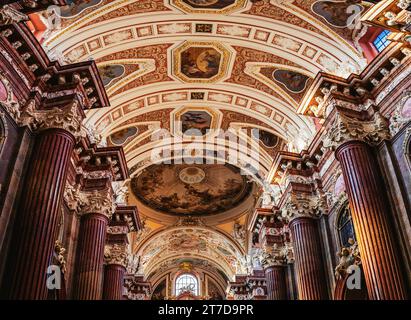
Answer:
[175,274,198,296]
[337,205,356,247]
[373,30,391,52]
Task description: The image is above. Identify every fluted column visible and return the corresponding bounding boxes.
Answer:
[2,102,83,299]
[265,265,287,300]
[103,244,127,300]
[324,112,408,300]
[73,189,113,300]
[289,217,328,300]
[282,194,328,300]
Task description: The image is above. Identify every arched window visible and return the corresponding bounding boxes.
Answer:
[373,30,391,52]
[175,274,198,296]
[337,205,356,248]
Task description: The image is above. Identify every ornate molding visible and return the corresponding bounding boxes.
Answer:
[323,112,391,150]
[0,5,28,26]
[107,225,129,235]
[104,243,128,267]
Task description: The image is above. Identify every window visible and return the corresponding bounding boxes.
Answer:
[337,205,356,248]
[175,274,198,296]
[373,30,391,52]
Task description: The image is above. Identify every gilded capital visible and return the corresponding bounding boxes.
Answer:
[80,188,115,220]
[104,243,128,267]
[63,183,86,213]
[281,193,323,223]
[19,100,85,140]
[0,5,28,26]
[261,249,286,269]
[323,112,390,150]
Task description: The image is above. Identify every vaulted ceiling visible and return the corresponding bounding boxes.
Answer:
[33,0,372,283]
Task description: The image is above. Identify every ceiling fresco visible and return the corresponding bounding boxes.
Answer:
[136,227,245,278]
[171,0,247,14]
[130,164,253,216]
[29,0,375,281]
[173,42,233,83]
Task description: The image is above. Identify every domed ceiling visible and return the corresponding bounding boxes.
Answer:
[31,0,371,282]
[131,164,252,216]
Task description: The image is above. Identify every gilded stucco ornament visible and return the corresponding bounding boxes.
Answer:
[19,100,85,140]
[104,243,128,267]
[335,238,361,280]
[0,5,28,26]
[63,183,86,212]
[389,91,411,136]
[54,240,67,274]
[323,112,391,150]
[79,188,115,220]
[281,194,323,222]
[260,248,287,269]
[126,254,140,275]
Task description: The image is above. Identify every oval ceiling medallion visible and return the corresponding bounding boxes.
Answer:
[179,167,206,184]
[131,164,252,216]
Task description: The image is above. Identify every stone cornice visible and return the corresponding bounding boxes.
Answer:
[323,111,391,150]
[104,243,128,267]
[0,23,109,110]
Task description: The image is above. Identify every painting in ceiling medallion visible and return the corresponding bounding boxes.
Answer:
[98,64,125,87]
[173,107,221,137]
[272,69,310,94]
[109,127,139,146]
[173,42,232,83]
[251,129,279,149]
[181,111,212,136]
[130,164,252,216]
[171,0,247,14]
[59,0,103,18]
[311,1,363,28]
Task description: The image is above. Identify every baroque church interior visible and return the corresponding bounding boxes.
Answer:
[0,0,411,301]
